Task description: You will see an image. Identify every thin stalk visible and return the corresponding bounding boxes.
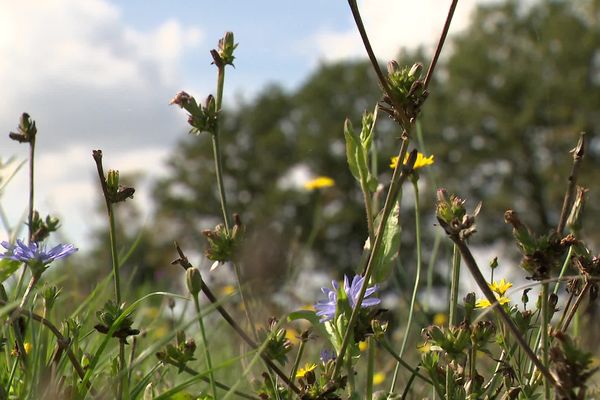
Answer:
[561,280,590,332]
[93,151,125,399]
[468,339,477,398]
[210,132,231,232]
[233,261,258,340]
[212,64,231,232]
[448,237,558,390]
[379,338,432,385]
[361,179,375,245]
[390,178,422,392]
[423,0,458,90]
[199,281,301,394]
[556,133,585,235]
[448,245,461,326]
[170,363,259,400]
[346,356,355,396]
[288,339,306,393]
[366,337,374,400]
[193,295,217,400]
[334,147,416,379]
[27,138,35,243]
[541,282,550,399]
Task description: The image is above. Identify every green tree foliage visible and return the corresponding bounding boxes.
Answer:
[423,0,600,242]
[150,0,600,284]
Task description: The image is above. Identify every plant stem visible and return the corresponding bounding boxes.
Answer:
[334,147,416,379]
[361,180,375,245]
[199,280,301,394]
[288,339,306,392]
[174,363,260,400]
[379,338,432,385]
[448,245,461,326]
[193,295,217,400]
[210,132,231,232]
[366,337,374,400]
[541,282,550,399]
[390,179,422,392]
[212,64,231,232]
[556,133,585,235]
[446,236,558,390]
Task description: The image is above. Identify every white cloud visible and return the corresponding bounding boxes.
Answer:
[0,0,203,245]
[313,1,493,62]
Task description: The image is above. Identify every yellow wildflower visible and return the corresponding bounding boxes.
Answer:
[373,372,386,385]
[296,363,317,378]
[285,328,300,346]
[417,342,432,353]
[475,296,510,309]
[433,312,447,326]
[23,342,32,354]
[390,152,434,170]
[220,285,236,296]
[489,279,512,296]
[304,176,335,191]
[358,340,368,352]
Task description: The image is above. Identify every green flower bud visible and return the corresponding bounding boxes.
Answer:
[186,267,203,296]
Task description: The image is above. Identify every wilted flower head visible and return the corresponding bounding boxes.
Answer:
[1,239,77,275]
[314,275,380,322]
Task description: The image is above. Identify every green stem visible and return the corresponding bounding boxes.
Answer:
[390,179,422,392]
[193,295,217,400]
[28,138,35,243]
[366,337,374,400]
[361,180,375,245]
[333,144,415,379]
[210,132,231,232]
[212,64,231,232]
[379,338,432,385]
[288,339,306,394]
[541,282,550,399]
[448,245,461,327]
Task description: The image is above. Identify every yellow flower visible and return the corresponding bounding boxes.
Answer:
[23,342,32,355]
[285,328,300,346]
[373,372,386,385]
[390,152,434,170]
[220,285,236,296]
[417,342,432,353]
[489,279,512,296]
[304,176,335,191]
[433,312,447,326]
[475,296,510,309]
[296,363,317,378]
[358,341,368,351]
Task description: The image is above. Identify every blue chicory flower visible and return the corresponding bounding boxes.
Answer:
[314,274,380,322]
[1,239,77,269]
[320,348,337,363]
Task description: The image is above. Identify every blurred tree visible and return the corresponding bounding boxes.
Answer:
[422,0,600,243]
[147,0,600,291]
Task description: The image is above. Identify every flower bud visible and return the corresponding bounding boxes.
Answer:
[186,267,203,296]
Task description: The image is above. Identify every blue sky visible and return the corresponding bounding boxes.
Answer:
[0,0,491,247]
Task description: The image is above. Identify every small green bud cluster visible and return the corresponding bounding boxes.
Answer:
[211,31,237,67]
[203,215,244,263]
[381,62,428,127]
[170,92,218,135]
[29,211,60,242]
[94,300,139,343]
[155,331,197,373]
[436,189,480,240]
[257,317,293,366]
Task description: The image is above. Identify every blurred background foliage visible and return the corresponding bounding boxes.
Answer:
[89,0,600,306]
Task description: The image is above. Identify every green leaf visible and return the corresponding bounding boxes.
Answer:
[370,202,402,283]
[0,259,20,283]
[343,118,361,181]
